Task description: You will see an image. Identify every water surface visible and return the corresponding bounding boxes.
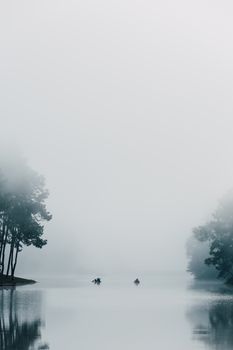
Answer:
[1,274,233,349]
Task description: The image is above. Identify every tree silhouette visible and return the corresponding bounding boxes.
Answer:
[0,158,52,279]
[186,235,218,280]
[190,191,233,284]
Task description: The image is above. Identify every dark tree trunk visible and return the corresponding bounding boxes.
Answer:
[0,219,5,261]
[0,220,6,273]
[1,226,9,276]
[11,244,19,280]
[6,244,14,277]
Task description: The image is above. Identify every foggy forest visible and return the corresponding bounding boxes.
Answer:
[1,0,233,349]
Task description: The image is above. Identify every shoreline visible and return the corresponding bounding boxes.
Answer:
[0,275,36,286]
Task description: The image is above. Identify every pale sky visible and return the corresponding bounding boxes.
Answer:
[0,0,233,275]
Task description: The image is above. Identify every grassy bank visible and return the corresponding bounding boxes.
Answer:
[0,275,36,286]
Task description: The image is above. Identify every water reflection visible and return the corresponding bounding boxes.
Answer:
[187,285,233,349]
[0,287,49,350]
[188,279,233,295]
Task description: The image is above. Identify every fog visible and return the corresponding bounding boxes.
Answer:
[0,0,233,276]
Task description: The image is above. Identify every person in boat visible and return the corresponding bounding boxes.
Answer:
[92,278,101,285]
[134,278,140,285]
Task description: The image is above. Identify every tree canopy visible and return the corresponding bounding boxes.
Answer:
[186,235,218,280]
[0,157,52,279]
[189,191,233,284]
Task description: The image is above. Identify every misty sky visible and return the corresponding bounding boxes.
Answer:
[1,0,233,275]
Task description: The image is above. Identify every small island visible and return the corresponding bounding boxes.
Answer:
[0,157,52,286]
[0,275,36,286]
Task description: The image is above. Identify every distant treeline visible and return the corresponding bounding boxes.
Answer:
[187,191,233,284]
[0,157,51,279]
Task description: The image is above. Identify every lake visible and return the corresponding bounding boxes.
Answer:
[1,274,233,350]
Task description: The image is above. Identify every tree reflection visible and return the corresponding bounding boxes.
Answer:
[0,288,49,350]
[187,299,233,349]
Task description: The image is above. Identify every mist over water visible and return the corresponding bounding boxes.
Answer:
[1,1,233,350]
[1,275,233,350]
[1,0,233,276]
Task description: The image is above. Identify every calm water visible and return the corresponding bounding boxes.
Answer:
[1,274,233,350]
